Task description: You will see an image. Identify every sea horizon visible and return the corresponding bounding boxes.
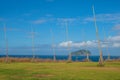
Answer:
[0,55,120,62]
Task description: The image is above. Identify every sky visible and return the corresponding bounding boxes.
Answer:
[0,0,120,56]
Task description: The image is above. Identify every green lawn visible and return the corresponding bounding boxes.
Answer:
[0,62,120,80]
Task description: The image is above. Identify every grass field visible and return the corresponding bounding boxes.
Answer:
[0,62,120,80]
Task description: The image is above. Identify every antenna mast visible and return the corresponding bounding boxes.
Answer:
[50,29,56,62]
[4,24,9,63]
[92,6,104,65]
[65,21,72,61]
[31,26,35,62]
[103,26,110,60]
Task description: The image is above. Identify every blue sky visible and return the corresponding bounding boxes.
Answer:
[0,0,120,56]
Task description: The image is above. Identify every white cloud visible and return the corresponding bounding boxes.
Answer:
[32,19,46,24]
[86,40,98,47]
[31,13,120,25]
[57,18,76,25]
[58,35,120,48]
[57,18,76,22]
[108,35,120,42]
[59,41,73,47]
[56,17,81,26]
[84,13,120,23]
[113,24,120,30]
[59,40,98,48]
[113,43,120,47]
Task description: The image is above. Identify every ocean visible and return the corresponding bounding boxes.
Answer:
[0,55,120,62]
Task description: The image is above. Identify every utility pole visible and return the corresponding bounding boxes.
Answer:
[102,26,110,60]
[92,6,104,66]
[31,26,35,62]
[82,29,90,61]
[65,21,72,61]
[50,29,56,62]
[4,24,9,63]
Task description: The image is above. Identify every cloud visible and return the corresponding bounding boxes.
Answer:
[59,41,73,47]
[84,13,120,23]
[22,13,120,26]
[31,17,81,26]
[58,35,120,48]
[114,24,120,30]
[57,18,76,22]
[7,28,22,31]
[0,27,23,32]
[0,18,6,21]
[30,13,120,25]
[59,40,97,48]
[26,31,40,38]
[45,14,53,17]
[108,35,120,42]
[113,43,120,47]
[32,19,47,24]
[57,17,81,26]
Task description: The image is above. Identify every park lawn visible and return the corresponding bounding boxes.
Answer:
[0,62,120,80]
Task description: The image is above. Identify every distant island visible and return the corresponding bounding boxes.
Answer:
[71,49,91,56]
